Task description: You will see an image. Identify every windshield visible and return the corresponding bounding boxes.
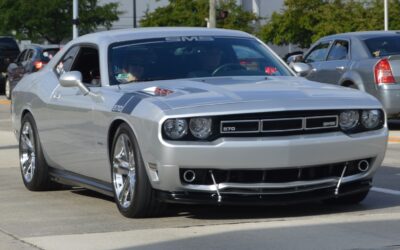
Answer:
[108,37,292,85]
[364,36,400,57]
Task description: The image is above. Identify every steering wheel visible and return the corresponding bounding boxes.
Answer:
[212,63,246,76]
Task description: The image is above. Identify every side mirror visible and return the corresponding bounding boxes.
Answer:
[290,62,311,77]
[287,54,304,64]
[59,71,90,95]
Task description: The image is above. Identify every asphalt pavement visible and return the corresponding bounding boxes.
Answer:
[0,96,400,250]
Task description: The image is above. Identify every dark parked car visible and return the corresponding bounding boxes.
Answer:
[5,44,60,99]
[289,31,400,118]
[0,37,20,94]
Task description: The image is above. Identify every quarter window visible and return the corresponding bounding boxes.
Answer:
[304,42,331,63]
[327,40,349,61]
[55,46,79,77]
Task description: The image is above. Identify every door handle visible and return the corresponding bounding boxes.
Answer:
[336,66,345,71]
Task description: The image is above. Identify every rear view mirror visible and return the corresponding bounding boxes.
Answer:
[290,62,311,77]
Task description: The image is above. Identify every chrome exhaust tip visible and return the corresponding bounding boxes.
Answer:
[358,160,370,172]
[183,170,196,183]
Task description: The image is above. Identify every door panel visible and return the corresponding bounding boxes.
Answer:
[303,41,331,82]
[316,40,350,84]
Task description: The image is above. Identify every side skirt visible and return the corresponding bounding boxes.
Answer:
[49,168,114,197]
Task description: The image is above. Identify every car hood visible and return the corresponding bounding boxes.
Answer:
[121,76,380,111]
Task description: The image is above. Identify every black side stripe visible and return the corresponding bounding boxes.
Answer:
[112,93,149,114]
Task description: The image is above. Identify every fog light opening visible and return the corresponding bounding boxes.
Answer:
[358,160,370,172]
[183,170,196,183]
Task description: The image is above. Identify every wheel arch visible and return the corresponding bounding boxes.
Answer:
[339,71,366,91]
[108,119,126,162]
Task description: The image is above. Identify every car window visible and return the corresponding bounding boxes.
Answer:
[231,45,281,75]
[55,46,79,77]
[70,47,100,86]
[108,37,292,85]
[364,36,400,57]
[16,50,28,63]
[304,42,331,63]
[0,37,19,51]
[327,40,349,61]
[26,49,35,61]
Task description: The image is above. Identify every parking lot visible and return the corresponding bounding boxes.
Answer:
[0,95,400,250]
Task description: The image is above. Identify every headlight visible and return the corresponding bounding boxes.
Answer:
[189,117,212,139]
[339,110,359,130]
[361,110,381,129]
[163,119,188,139]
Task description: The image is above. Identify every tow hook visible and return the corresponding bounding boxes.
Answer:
[335,162,348,196]
[209,170,222,203]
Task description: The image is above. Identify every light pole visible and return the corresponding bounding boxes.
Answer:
[384,0,389,31]
[209,0,216,28]
[133,0,137,28]
[73,0,79,39]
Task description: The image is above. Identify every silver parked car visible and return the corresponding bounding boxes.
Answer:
[11,28,388,218]
[290,31,400,118]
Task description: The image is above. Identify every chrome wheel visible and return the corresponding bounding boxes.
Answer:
[112,133,136,209]
[5,79,10,99]
[20,122,36,183]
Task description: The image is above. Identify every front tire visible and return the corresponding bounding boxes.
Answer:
[111,123,164,218]
[19,113,50,191]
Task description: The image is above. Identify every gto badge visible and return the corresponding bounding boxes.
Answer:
[323,121,336,127]
[223,126,236,132]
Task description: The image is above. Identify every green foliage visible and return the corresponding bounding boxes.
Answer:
[0,0,120,44]
[140,0,258,34]
[259,0,400,48]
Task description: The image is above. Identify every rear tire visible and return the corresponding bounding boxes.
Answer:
[324,190,369,205]
[111,123,164,218]
[19,113,51,191]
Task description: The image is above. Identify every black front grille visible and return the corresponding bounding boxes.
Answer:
[218,111,339,137]
[180,159,370,185]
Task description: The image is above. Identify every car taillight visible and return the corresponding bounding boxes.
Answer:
[374,58,395,84]
[34,61,44,70]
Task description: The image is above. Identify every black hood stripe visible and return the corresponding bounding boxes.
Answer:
[112,92,149,114]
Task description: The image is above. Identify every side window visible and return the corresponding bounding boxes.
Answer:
[304,42,331,63]
[327,40,349,61]
[55,46,79,77]
[26,49,35,61]
[16,50,28,63]
[70,47,100,86]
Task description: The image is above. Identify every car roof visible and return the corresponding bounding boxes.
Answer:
[72,27,253,45]
[321,30,400,41]
[25,44,61,50]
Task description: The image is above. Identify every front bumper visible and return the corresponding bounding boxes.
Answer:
[377,85,400,117]
[157,179,372,205]
[145,128,387,201]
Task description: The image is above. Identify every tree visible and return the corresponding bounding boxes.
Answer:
[140,0,259,34]
[258,0,400,49]
[0,0,120,44]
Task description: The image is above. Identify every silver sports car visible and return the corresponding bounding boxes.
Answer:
[11,28,388,218]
